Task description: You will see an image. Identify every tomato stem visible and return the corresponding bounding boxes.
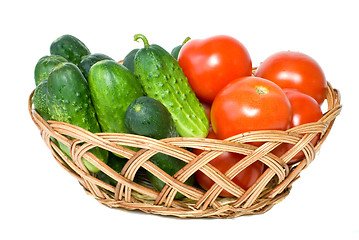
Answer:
[134,34,150,49]
[255,86,269,95]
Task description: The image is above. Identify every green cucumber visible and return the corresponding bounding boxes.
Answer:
[133,34,209,138]
[47,62,108,173]
[170,37,191,60]
[88,60,144,134]
[50,34,91,66]
[96,153,127,186]
[122,48,139,73]
[33,79,50,121]
[125,96,179,139]
[147,153,195,199]
[34,55,67,86]
[125,96,194,199]
[78,53,113,80]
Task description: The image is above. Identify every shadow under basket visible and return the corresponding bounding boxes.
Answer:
[28,82,341,219]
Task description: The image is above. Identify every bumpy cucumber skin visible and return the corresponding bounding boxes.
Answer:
[33,79,50,121]
[50,34,91,66]
[122,48,139,73]
[134,44,209,138]
[47,62,108,173]
[78,53,113,80]
[88,60,144,134]
[34,55,67,86]
[125,96,179,140]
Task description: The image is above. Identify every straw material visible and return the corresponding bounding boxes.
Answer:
[28,81,341,218]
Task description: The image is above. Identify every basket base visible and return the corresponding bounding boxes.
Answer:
[82,182,291,219]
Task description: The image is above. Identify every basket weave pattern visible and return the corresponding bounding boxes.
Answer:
[28,82,341,218]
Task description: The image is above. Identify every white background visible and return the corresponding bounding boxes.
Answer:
[1,0,358,239]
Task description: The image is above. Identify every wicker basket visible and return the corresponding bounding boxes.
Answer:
[28,81,341,218]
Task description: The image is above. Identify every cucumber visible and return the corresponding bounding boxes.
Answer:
[50,34,91,66]
[47,62,108,173]
[148,153,195,199]
[78,53,113,80]
[96,153,127,186]
[125,96,194,199]
[170,37,191,60]
[122,48,139,73]
[133,34,209,138]
[125,96,179,139]
[88,60,144,134]
[33,79,50,121]
[34,55,67,86]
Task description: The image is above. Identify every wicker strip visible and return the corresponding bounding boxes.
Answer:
[28,81,341,218]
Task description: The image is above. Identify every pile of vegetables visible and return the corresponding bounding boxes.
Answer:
[33,34,327,198]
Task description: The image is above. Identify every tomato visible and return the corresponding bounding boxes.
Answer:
[178,35,252,103]
[193,128,264,197]
[284,89,323,128]
[255,51,327,105]
[281,89,323,164]
[211,76,292,140]
[201,101,212,124]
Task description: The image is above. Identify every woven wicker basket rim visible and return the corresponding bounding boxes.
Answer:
[28,81,341,218]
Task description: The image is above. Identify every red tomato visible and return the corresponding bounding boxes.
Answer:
[201,101,212,124]
[284,89,323,128]
[255,51,327,105]
[211,76,292,140]
[178,35,252,103]
[193,128,264,197]
[281,89,323,164]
